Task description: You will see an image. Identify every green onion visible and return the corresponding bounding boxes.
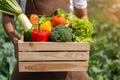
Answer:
[0,0,32,29]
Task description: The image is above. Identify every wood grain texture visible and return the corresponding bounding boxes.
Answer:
[18,41,90,72]
[18,41,90,51]
[19,52,89,61]
[19,61,88,72]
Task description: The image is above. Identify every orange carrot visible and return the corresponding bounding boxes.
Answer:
[30,14,39,24]
[29,14,39,30]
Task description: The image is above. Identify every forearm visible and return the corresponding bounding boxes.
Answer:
[73,0,88,20]
[74,7,88,20]
[2,13,19,45]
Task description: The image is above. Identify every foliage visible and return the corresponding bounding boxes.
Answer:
[0,13,21,80]
[87,0,120,80]
[88,16,120,80]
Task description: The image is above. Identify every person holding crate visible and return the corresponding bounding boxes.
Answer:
[2,0,88,80]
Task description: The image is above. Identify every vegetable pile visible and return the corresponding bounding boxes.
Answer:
[0,0,93,42]
[25,8,93,42]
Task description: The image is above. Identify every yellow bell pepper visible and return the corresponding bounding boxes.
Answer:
[40,21,52,33]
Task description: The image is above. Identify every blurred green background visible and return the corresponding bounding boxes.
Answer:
[0,0,120,80]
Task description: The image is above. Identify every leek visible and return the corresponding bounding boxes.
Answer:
[0,0,32,29]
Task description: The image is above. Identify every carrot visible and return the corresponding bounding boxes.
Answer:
[30,14,39,30]
[30,14,39,24]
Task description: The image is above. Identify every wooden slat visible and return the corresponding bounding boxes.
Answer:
[19,52,89,61]
[18,41,90,51]
[19,61,88,72]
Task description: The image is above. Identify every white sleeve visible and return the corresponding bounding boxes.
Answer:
[73,0,87,9]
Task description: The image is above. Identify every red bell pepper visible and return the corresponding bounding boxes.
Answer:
[31,30,50,42]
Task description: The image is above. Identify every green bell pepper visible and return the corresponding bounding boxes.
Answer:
[24,29,32,41]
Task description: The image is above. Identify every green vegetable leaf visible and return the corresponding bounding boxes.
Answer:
[72,19,93,42]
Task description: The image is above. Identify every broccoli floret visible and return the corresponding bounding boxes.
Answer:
[50,24,73,42]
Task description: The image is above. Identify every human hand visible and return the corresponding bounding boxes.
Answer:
[12,36,19,59]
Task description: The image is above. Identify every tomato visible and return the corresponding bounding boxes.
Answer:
[52,15,66,27]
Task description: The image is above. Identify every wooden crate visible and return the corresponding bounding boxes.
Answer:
[18,41,90,72]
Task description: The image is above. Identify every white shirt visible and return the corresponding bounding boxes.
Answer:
[70,0,87,12]
[17,0,87,13]
[71,0,87,9]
